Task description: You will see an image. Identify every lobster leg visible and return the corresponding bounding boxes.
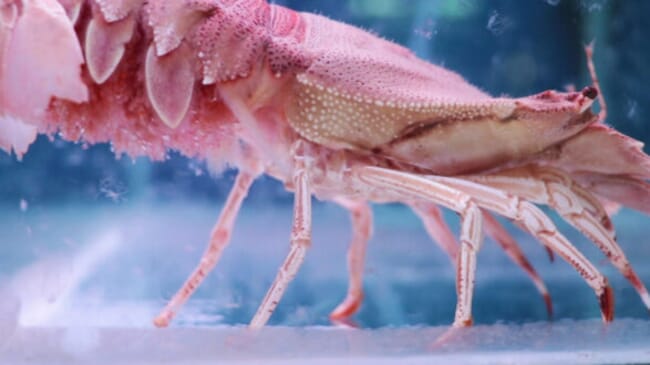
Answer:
[329,198,373,320]
[469,166,614,236]
[359,166,611,324]
[482,211,553,317]
[356,166,484,327]
[431,175,614,322]
[585,43,607,123]
[249,158,312,328]
[411,203,459,261]
[412,203,552,315]
[468,167,650,311]
[153,170,256,327]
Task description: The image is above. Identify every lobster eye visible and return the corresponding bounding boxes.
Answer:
[582,86,598,100]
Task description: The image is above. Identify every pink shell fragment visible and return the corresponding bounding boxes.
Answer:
[145,44,194,129]
[94,0,144,22]
[0,0,87,121]
[145,0,217,56]
[0,3,17,26]
[57,0,83,24]
[0,115,37,159]
[85,14,136,84]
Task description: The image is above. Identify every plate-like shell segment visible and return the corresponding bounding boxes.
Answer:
[191,0,270,84]
[0,115,37,159]
[552,124,650,179]
[1,0,87,120]
[145,44,194,129]
[146,0,217,56]
[85,14,136,84]
[57,0,83,23]
[94,0,143,22]
[287,74,506,152]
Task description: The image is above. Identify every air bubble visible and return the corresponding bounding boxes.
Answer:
[627,99,638,120]
[487,11,513,36]
[19,199,28,212]
[99,177,127,203]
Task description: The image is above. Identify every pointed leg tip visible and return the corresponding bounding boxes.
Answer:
[546,247,556,262]
[329,295,363,320]
[639,294,650,313]
[329,307,354,321]
[453,317,473,328]
[430,323,470,351]
[641,294,650,313]
[248,311,270,330]
[622,268,650,311]
[543,294,554,319]
[329,310,346,321]
[153,316,170,328]
[330,317,361,329]
[248,322,264,330]
[600,284,615,323]
[616,265,650,312]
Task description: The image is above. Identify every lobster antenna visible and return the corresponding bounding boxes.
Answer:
[585,41,608,123]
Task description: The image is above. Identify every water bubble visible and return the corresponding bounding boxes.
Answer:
[19,199,28,212]
[487,11,513,36]
[580,0,605,12]
[545,0,561,6]
[626,99,638,120]
[99,177,127,203]
[414,17,436,40]
[188,161,205,177]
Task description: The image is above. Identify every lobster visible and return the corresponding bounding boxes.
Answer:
[1,0,650,329]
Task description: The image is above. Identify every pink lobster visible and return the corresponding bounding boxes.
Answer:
[2,0,650,329]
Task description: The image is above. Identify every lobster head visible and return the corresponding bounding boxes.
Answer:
[373,85,601,175]
[509,86,599,141]
[509,86,598,133]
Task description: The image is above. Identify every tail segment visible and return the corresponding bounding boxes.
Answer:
[553,124,650,179]
[552,124,650,216]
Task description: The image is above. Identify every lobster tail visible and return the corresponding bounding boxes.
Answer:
[553,124,650,179]
[551,124,650,215]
